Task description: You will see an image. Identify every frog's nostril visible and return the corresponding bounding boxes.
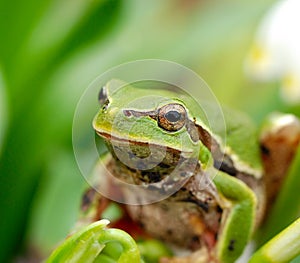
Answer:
[123,110,132,117]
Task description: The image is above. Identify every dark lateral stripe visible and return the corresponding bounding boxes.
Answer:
[195,124,238,176]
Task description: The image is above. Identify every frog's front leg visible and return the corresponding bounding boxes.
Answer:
[213,170,257,263]
[161,170,257,263]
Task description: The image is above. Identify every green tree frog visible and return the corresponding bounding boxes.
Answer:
[90,80,300,263]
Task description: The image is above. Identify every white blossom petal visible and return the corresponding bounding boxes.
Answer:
[245,0,300,104]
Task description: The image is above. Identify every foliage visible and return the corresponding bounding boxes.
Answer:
[46,220,141,263]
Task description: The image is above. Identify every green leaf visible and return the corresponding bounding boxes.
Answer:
[0,68,7,156]
[137,239,173,263]
[46,220,141,263]
[250,217,300,263]
[257,146,300,245]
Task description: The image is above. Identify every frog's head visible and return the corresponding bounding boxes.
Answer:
[93,80,212,176]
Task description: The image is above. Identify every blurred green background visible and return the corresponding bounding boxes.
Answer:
[1,0,299,262]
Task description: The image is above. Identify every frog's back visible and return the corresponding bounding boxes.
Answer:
[214,106,262,176]
[177,93,262,176]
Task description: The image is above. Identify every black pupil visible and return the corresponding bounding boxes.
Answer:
[165,110,181,122]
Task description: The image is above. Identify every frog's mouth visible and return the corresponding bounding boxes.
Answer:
[95,130,193,155]
[95,130,152,145]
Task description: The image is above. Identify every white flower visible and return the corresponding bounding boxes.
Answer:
[245,0,300,104]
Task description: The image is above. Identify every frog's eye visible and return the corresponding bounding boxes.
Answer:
[98,86,108,106]
[158,103,187,131]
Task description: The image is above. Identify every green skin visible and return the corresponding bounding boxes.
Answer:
[91,80,300,263]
